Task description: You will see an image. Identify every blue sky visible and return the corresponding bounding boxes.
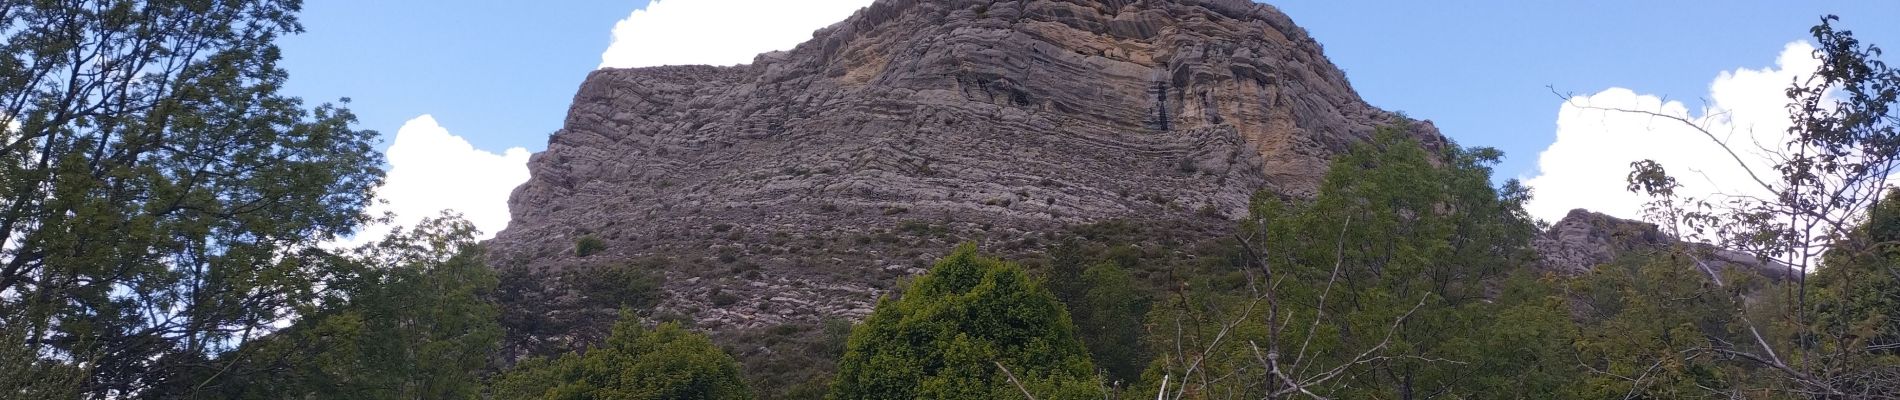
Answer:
[279,0,630,153]
[275,0,1900,239]
[1273,1,1899,184]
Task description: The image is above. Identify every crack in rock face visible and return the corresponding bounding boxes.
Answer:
[488,0,1443,336]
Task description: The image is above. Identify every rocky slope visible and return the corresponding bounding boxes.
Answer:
[488,0,1442,333]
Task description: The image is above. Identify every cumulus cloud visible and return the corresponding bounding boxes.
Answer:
[343,115,531,247]
[599,0,872,69]
[1523,42,1822,225]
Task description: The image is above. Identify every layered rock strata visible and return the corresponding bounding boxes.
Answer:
[490,0,1440,330]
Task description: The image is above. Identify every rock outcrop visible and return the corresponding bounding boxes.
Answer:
[489,0,1442,332]
[1534,209,1673,275]
[1534,209,1797,281]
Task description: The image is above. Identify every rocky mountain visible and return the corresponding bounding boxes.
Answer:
[478,1,1822,394]
[488,0,1442,333]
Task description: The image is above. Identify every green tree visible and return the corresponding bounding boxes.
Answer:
[1565,251,1785,398]
[1805,190,1900,396]
[829,244,1103,399]
[1041,239,1090,312]
[1072,262,1150,387]
[187,213,503,399]
[1462,271,1586,398]
[0,1,383,397]
[1145,127,1568,399]
[1037,239,1153,387]
[0,321,87,400]
[1604,15,1900,396]
[493,315,752,400]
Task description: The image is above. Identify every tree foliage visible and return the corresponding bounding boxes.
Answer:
[1603,14,1900,397]
[0,1,383,397]
[1566,252,1782,398]
[1040,240,1153,387]
[0,320,87,400]
[1144,127,1573,399]
[185,213,503,399]
[829,244,1102,399]
[493,315,752,400]
[1073,261,1151,386]
[1808,191,1900,396]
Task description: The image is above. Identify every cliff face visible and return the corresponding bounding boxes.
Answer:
[489,0,1441,331]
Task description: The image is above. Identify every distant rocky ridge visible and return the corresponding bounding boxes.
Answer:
[1534,208,1798,281]
[488,0,1442,332]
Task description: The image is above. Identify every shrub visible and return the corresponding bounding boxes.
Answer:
[710,289,742,307]
[572,261,664,310]
[575,235,606,257]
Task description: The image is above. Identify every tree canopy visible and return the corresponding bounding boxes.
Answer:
[494,315,752,400]
[1140,126,1575,399]
[186,214,503,400]
[829,244,1102,400]
[0,1,383,397]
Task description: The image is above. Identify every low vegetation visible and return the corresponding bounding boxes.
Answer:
[494,316,752,400]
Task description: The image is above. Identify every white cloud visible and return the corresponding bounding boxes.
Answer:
[1524,41,1822,225]
[344,115,531,247]
[599,0,872,69]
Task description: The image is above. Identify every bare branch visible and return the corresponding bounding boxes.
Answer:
[995,361,1039,400]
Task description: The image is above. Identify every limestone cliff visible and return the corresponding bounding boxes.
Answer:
[489,0,1441,332]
